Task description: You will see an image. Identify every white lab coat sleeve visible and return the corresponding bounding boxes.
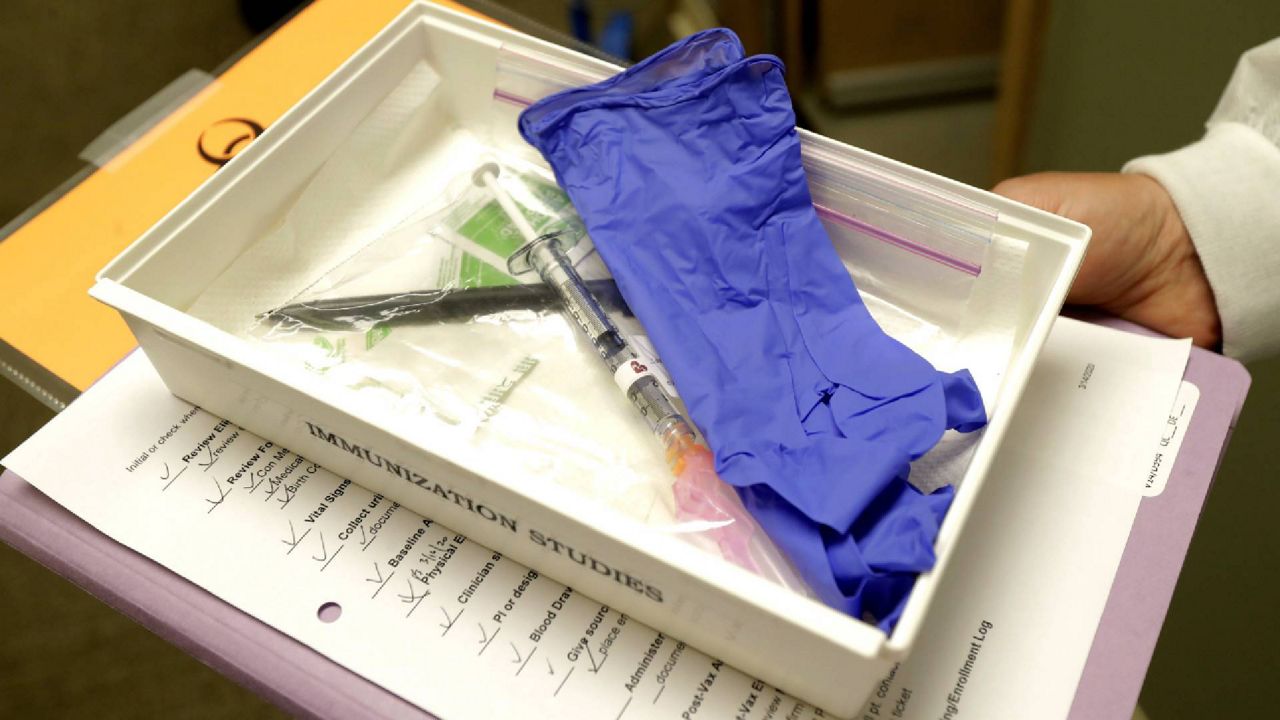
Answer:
[1123,38,1280,362]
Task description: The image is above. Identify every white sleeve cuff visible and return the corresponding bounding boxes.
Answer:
[1124,122,1280,362]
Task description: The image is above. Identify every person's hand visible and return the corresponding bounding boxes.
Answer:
[993,172,1221,348]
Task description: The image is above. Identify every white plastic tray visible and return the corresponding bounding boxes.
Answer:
[91,3,1088,715]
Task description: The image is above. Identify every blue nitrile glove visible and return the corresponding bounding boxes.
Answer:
[518,29,986,631]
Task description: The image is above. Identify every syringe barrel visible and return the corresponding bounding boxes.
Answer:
[520,234,619,360]
[518,233,685,437]
[625,376,685,436]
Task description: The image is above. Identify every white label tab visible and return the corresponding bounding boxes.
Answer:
[1142,381,1199,497]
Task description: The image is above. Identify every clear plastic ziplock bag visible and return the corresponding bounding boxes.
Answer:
[247,155,814,598]
[489,43,1014,359]
[802,135,998,339]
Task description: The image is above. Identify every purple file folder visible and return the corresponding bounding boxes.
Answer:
[1066,321,1250,719]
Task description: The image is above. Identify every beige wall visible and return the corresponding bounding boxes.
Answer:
[0,1,257,226]
[1025,0,1280,172]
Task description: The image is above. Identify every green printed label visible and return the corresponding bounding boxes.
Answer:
[458,202,541,257]
[451,173,582,289]
[306,336,346,373]
[364,323,392,351]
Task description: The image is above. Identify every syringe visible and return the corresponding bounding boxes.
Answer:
[474,164,810,596]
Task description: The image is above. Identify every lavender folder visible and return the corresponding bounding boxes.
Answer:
[1066,321,1250,719]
